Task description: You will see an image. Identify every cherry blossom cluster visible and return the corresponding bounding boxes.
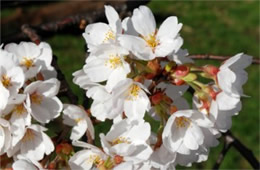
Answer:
[0,5,253,170]
[0,42,62,169]
[71,5,252,169]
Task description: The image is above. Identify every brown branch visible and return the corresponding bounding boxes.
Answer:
[21,24,41,45]
[189,54,260,64]
[213,131,260,169]
[2,1,150,44]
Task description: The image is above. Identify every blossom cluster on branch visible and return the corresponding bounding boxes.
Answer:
[0,5,253,170]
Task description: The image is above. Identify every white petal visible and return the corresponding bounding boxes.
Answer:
[37,78,60,97]
[84,58,112,82]
[31,97,62,124]
[105,5,121,33]
[105,67,129,92]
[12,159,38,170]
[155,36,183,57]
[184,123,204,150]
[157,16,182,40]
[42,132,54,155]
[118,35,155,60]
[122,17,138,36]
[216,92,240,110]
[82,23,111,50]
[132,6,156,36]
[70,121,88,141]
[0,82,9,110]
[69,150,94,170]
[127,122,151,141]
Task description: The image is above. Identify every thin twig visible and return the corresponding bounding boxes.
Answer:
[189,54,260,64]
[213,134,234,169]
[213,131,260,169]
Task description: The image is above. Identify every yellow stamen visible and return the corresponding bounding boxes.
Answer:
[75,118,83,123]
[88,155,103,166]
[127,84,141,100]
[14,104,26,116]
[175,117,191,128]
[103,30,115,42]
[1,75,11,88]
[112,136,131,145]
[21,57,34,69]
[30,92,43,104]
[21,129,35,143]
[105,54,122,69]
[143,33,159,51]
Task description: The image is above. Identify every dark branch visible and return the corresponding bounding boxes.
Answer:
[2,1,150,44]
[213,131,260,169]
[189,54,260,64]
[213,134,234,169]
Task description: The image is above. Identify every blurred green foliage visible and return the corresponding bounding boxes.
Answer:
[1,1,259,169]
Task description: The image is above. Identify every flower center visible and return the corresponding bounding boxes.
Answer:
[1,74,11,88]
[14,104,26,116]
[105,55,122,69]
[112,136,131,145]
[22,129,35,143]
[175,117,191,128]
[30,92,43,104]
[75,118,83,123]
[21,57,34,69]
[143,33,159,51]
[88,154,103,166]
[103,30,116,42]
[127,84,141,100]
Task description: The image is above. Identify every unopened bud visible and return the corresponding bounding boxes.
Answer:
[203,65,219,77]
[147,59,161,74]
[174,65,189,77]
[172,78,185,86]
[151,92,164,105]
[56,143,74,155]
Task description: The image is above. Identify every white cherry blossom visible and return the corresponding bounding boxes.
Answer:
[150,145,176,170]
[100,119,153,164]
[0,118,12,155]
[83,5,122,52]
[12,156,43,170]
[87,85,122,121]
[0,48,25,111]
[7,124,54,161]
[4,41,56,80]
[217,53,252,97]
[63,104,94,141]
[84,44,130,92]
[69,141,108,170]
[111,78,151,121]
[162,110,216,158]
[7,94,32,147]
[119,6,183,60]
[24,78,62,124]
